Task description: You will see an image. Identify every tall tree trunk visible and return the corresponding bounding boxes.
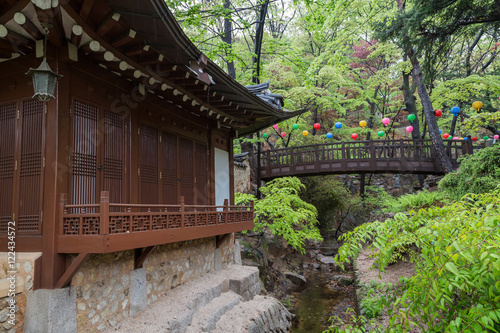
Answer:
[407,48,454,173]
[252,0,270,83]
[222,0,236,79]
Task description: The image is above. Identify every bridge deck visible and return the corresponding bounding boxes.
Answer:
[260,139,472,179]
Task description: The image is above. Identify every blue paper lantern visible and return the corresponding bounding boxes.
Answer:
[326,133,333,139]
[464,137,468,140]
[334,122,342,129]
[439,129,442,134]
[451,106,460,116]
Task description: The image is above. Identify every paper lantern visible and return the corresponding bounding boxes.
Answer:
[382,117,390,126]
[443,133,450,139]
[407,114,416,122]
[472,136,478,141]
[453,137,459,140]
[334,122,342,129]
[280,132,286,138]
[359,120,367,127]
[351,133,358,140]
[326,133,333,139]
[495,135,500,140]
[377,131,385,137]
[313,123,321,130]
[451,106,460,115]
[272,124,278,130]
[464,137,468,140]
[406,126,413,133]
[483,136,489,140]
[439,129,442,134]
[435,109,442,118]
[302,130,309,137]
[292,123,299,130]
[472,101,483,110]
[262,133,269,139]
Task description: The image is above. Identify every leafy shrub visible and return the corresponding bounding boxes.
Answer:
[335,190,500,332]
[235,177,322,253]
[439,145,500,200]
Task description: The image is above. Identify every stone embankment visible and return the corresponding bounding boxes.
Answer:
[105,264,293,333]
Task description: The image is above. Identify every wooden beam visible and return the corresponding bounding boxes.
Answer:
[96,12,120,37]
[55,253,90,289]
[134,246,156,269]
[0,0,30,25]
[79,0,95,21]
[111,29,136,48]
[14,12,43,40]
[216,234,231,248]
[81,40,101,54]
[124,42,148,57]
[70,24,83,46]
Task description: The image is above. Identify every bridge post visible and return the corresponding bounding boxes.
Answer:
[315,144,319,172]
[400,139,407,170]
[369,140,375,172]
[290,146,295,175]
[341,142,347,170]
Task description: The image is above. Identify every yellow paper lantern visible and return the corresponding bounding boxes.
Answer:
[302,130,309,136]
[359,120,367,127]
[472,101,483,110]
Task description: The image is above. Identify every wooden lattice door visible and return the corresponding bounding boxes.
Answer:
[162,132,177,204]
[71,99,124,206]
[0,99,45,235]
[179,138,194,205]
[139,124,159,204]
[195,143,208,204]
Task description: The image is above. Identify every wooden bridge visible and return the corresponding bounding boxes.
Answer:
[259,139,473,180]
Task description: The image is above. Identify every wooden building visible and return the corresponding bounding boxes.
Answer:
[0,0,301,290]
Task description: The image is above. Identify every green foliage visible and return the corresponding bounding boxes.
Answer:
[439,145,500,200]
[325,308,385,333]
[380,189,450,213]
[235,177,322,253]
[335,190,500,332]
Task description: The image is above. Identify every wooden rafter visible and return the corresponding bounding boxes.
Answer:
[79,0,96,21]
[0,0,30,25]
[13,12,42,40]
[134,246,156,269]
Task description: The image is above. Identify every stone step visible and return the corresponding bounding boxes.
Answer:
[104,264,260,333]
[212,295,294,333]
[185,291,241,333]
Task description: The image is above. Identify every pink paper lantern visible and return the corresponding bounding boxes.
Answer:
[405,126,413,133]
[453,137,459,140]
[280,132,286,138]
[494,135,499,140]
[382,117,390,126]
[273,124,278,130]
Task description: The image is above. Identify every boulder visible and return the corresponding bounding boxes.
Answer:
[284,272,307,287]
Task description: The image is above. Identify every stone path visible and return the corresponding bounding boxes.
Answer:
[104,264,293,333]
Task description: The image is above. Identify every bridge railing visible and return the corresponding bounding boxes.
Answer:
[260,139,471,178]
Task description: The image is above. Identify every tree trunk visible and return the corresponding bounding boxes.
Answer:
[407,48,454,173]
[222,0,236,79]
[252,0,270,83]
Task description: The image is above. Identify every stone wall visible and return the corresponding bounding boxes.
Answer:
[0,252,41,333]
[234,157,251,194]
[70,235,234,332]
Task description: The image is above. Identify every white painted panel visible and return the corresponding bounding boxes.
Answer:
[214,148,230,208]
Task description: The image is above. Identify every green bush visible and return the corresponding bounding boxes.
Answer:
[439,145,500,200]
[335,190,500,332]
[235,177,322,253]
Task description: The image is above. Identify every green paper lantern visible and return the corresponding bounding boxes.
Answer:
[407,114,416,122]
[263,133,269,138]
[377,131,385,137]
[292,124,299,130]
[484,136,489,140]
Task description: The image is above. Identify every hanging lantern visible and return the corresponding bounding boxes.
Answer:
[326,133,333,139]
[494,135,500,140]
[451,106,460,116]
[351,133,358,140]
[262,133,269,138]
[280,132,286,138]
[292,123,299,130]
[472,136,478,141]
[439,129,442,134]
[472,101,483,110]
[26,57,63,102]
[453,137,459,140]
[435,109,442,118]
[377,131,385,137]
[359,120,367,127]
[382,117,390,126]
[334,122,342,129]
[302,130,309,137]
[443,133,450,139]
[313,123,321,130]
[406,126,413,133]
[272,124,279,130]
[464,137,468,140]
[483,136,489,140]
[407,114,416,122]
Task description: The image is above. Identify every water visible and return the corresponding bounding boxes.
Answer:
[290,272,350,333]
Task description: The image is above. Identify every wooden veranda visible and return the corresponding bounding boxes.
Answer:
[260,139,473,179]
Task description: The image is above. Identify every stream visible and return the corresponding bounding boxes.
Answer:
[290,271,354,333]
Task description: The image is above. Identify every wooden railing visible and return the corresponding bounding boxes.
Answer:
[57,192,254,253]
[260,139,473,179]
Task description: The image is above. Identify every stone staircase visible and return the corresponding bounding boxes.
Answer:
[105,264,293,333]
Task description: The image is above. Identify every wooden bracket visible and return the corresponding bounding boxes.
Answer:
[55,253,90,289]
[216,234,230,249]
[134,246,156,269]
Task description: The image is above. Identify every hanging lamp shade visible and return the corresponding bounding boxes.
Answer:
[26,57,63,102]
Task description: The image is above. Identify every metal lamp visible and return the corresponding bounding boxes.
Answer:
[26,57,62,102]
